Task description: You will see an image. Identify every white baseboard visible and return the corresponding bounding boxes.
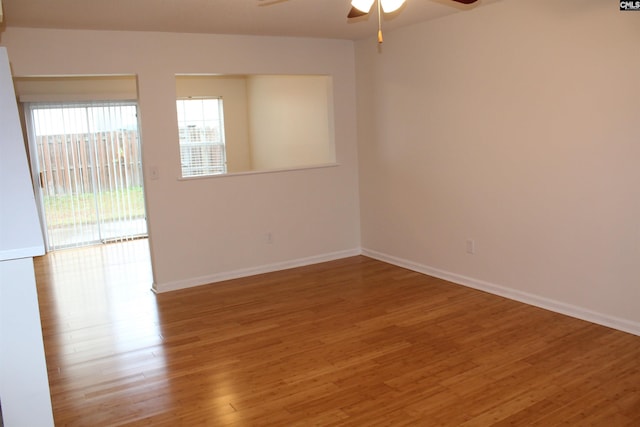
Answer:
[362,248,640,337]
[153,248,362,293]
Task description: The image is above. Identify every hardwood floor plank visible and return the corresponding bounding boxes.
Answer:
[34,240,640,425]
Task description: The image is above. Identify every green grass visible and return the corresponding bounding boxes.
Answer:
[44,186,146,228]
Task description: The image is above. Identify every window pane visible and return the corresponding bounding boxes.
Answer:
[176,98,226,177]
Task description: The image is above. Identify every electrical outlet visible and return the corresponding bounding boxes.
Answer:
[466,239,475,255]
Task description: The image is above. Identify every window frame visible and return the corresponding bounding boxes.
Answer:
[176,96,227,178]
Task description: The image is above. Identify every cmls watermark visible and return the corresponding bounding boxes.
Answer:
[620,1,640,10]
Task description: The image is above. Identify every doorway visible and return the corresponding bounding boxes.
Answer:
[25,101,147,251]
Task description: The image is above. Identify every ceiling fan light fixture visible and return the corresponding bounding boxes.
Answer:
[350,0,375,13]
[380,0,406,13]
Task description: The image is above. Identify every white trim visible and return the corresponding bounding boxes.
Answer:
[153,248,362,293]
[0,245,45,261]
[361,248,640,337]
[176,163,339,182]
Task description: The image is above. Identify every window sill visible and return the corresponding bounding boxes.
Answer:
[177,163,340,181]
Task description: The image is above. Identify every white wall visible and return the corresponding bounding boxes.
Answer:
[1,29,361,292]
[0,47,52,427]
[356,0,640,333]
[13,75,138,102]
[0,258,54,427]
[247,75,335,170]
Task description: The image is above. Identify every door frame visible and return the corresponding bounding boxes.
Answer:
[23,100,148,251]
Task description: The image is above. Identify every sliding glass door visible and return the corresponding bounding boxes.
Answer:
[25,101,147,251]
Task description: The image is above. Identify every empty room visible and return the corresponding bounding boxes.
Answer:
[0,0,639,425]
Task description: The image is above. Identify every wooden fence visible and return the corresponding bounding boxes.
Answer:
[36,130,143,195]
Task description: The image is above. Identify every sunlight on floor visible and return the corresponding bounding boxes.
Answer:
[35,239,165,383]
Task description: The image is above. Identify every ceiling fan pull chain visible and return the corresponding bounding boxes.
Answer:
[377,0,384,43]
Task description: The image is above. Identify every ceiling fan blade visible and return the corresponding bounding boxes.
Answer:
[348,6,370,18]
[257,0,289,6]
[450,0,478,4]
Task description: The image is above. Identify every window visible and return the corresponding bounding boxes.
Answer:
[176,97,226,177]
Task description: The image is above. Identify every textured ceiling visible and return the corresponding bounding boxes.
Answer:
[0,0,499,41]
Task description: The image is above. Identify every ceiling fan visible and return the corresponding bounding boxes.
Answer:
[258,0,479,43]
[348,0,478,43]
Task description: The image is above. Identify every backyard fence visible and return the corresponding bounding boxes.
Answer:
[36,130,143,195]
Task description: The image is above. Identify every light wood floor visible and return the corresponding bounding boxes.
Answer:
[35,240,640,426]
